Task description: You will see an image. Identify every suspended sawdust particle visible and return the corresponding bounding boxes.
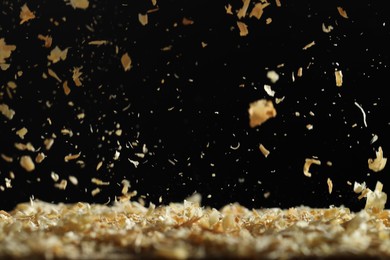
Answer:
[236,21,248,36]
[182,17,194,25]
[121,52,132,71]
[20,155,35,172]
[368,146,387,172]
[20,4,36,25]
[337,6,348,19]
[0,104,16,120]
[72,67,83,86]
[303,158,321,177]
[37,34,53,48]
[259,144,270,158]
[47,46,69,63]
[327,178,333,194]
[249,2,270,19]
[335,70,343,87]
[237,0,250,19]
[63,81,71,95]
[248,99,277,128]
[0,38,17,71]
[88,40,108,46]
[138,13,148,26]
[302,41,315,50]
[66,0,89,9]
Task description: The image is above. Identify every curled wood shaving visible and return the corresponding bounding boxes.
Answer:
[303,158,321,177]
[337,6,348,19]
[368,146,387,172]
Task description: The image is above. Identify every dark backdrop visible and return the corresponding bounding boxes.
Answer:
[1,0,389,211]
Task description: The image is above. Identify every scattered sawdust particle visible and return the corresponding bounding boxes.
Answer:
[64,153,81,162]
[91,187,101,196]
[48,68,62,82]
[96,161,103,171]
[327,178,333,194]
[259,144,270,158]
[55,179,68,190]
[91,178,110,186]
[0,38,17,70]
[266,18,272,24]
[248,99,277,128]
[138,13,148,26]
[225,4,233,14]
[72,67,83,86]
[1,154,13,163]
[63,81,71,95]
[275,0,281,7]
[237,21,249,36]
[182,17,194,25]
[44,138,54,150]
[249,2,270,19]
[35,153,46,163]
[0,104,16,120]
[38,34,53,48]
[88,40,108,46]
[16,127,28,139]
[47,46,69,63]
[335,70,343,87]
[14,142,35,151]
[121,52,132,71]
[69,176,78,185]
[368,146,387,172]
[303,158,321,177]
[20,155,35,172]
[302,41,315,50]
[66,0,89,9]
[337,6,348,18]
[20,4,36,25]
[237,0,251,19]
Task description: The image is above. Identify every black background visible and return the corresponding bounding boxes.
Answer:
[1,0,390,212]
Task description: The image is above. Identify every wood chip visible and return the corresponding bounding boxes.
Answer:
[138,13,148,26]
[368,146,387,172]
[259,144,270,158]
[20,4,35,25]
[327,178,333,194]
[20,155,35,172]
[47,46,69,63]
[121,52,132,71]
[66,0,89,9]
[236,21,249,36]
[38,34,53,48]
[337,6,348,19]
[335,70,343,87]
[248,99,277,128]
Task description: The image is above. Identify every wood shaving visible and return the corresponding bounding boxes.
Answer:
[88,40,108,46]
[236,21,249,36]
[48,68,62,82]
[72,67,83,86]
[225,4,233,15]
[322,23,334,33]
[47,46,69,63]
[16,127,28,139]
[35,152,46,163]
[249,2,270,19]
[138,13,148,26]
[327,178,333,194]
[20,155,35,172]
[237,0,251,19]
[66,0,89,9]
[302,41,315,50]
[368,146,387,172]
[275,0,281,7]
[19,4,36,25]
[303,158,321,177]
[0,104,16,120]
[121,52,132,71]
[259,144,270,158]
[335,70,343,87]
[64,153,81,162]
[337,6,348,19]
[182,17,194,25]
[1,154,13,163]
[55,179,67,190]
[0,38,16,70]
[14,142,35,152]
[248,99,277,128]
[37,34,53,48]
[63,81,71,95]
[91,178,110,186]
